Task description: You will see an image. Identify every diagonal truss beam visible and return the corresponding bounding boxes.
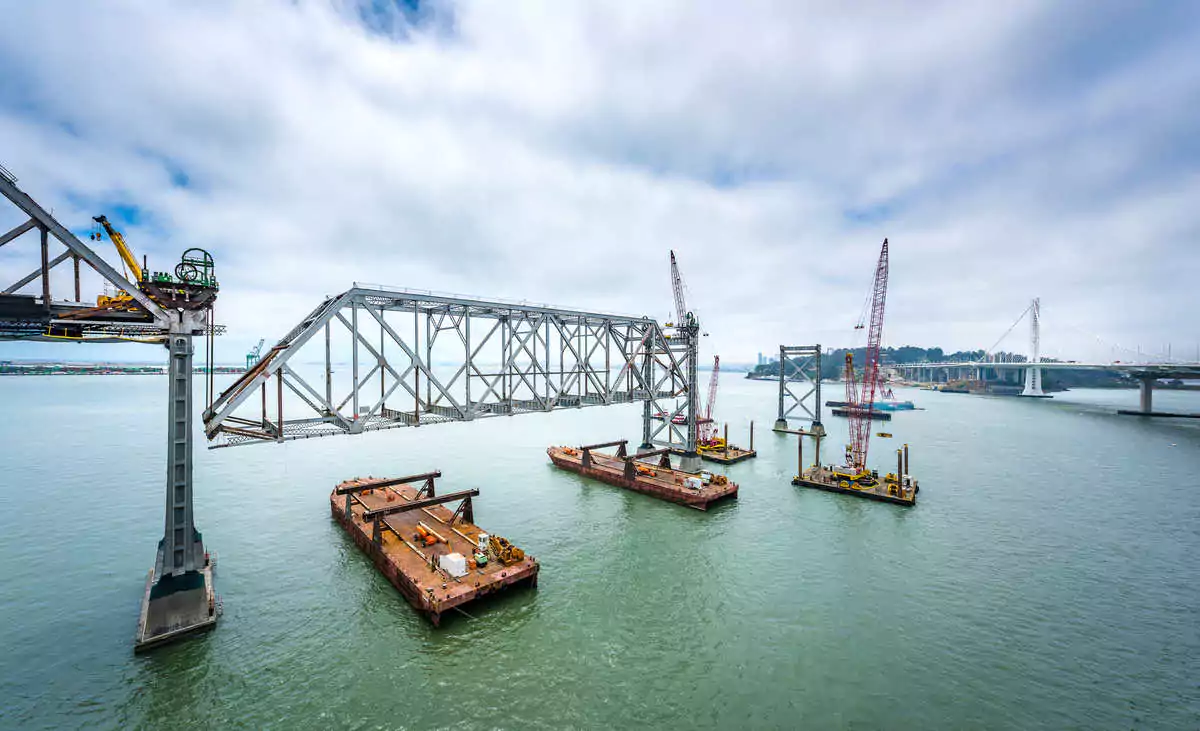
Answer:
[0,174,166,320]
[203,285,695,449]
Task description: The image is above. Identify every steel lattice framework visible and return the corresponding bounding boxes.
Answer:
[773,344,823,429]
[203,285,698,451]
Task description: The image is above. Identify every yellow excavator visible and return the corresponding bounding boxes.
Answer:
[90,215,144,309]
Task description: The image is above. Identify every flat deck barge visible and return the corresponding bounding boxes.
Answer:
[792,466,917,506]
[830,407,892,421]
[331,473,538,626]
[548,440,738,510]
[698,445,757,464]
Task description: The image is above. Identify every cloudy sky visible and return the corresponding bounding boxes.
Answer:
[1,0,1198,364]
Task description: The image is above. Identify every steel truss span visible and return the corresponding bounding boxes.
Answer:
[203,285,697,450]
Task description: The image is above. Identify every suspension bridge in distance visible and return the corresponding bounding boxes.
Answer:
[893,299,1200,418]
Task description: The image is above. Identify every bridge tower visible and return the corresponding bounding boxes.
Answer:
[1021,297,1044,397]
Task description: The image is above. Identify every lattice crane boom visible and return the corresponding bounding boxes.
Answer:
[846,238,890,473]
[669,250,689,327]
[703,355,720,440]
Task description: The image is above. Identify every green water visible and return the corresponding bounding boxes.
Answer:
[1,375,1197,729]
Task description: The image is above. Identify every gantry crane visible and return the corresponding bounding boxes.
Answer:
[245,338,265,370]
[843,238,890,474]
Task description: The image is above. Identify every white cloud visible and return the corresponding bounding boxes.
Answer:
[1,0,1197,364]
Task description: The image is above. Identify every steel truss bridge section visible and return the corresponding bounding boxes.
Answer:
[0,171,173,341]
[773,344,823,432]
[203,285,697,451]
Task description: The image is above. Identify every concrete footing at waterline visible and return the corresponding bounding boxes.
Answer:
[134,558,218,653]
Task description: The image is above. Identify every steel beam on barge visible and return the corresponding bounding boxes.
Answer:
[362,489,480,522]
[623,447,674,461]
[580,439,629,451]
[365,488,480,547]
[337,471,441,518]
[335,471,442,495]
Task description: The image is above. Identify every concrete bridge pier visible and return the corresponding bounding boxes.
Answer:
[1118,376,1200,419]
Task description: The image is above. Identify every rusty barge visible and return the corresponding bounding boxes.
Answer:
[331,472,538,625]
[548,440,738,510]
[697,422,758,465]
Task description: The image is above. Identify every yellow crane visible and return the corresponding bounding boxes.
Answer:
[90,215,144,309]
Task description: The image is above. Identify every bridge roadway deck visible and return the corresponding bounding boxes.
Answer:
[896,361,1200,379]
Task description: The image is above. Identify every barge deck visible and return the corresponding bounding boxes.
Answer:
[331,473,538,625]
[548,440,738,510]
[792,466,917,506]
[698,445,757,464]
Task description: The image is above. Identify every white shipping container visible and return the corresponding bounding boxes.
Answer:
[439,552,469,577]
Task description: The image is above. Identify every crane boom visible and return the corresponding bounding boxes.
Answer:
[668,250,689,326]
[846,238,890,473]
[93,215,143,283]
[703,355,720,440]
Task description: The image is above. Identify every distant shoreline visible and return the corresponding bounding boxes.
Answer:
[1,364,243,376]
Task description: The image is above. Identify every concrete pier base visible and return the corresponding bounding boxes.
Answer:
[772,419,789,432]
[676,452,702,474]
[135,554,217,652]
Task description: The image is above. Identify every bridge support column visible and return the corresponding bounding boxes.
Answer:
[774,345,788,431]
[1020,297,1046,397]
[136,311,217,652]
[1118,375,1200,418]
[678,325,701,473]
[639,339,654,453]
[1021,365,1044,397]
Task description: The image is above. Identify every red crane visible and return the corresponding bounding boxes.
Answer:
[701,355,720,442]
[844,238,890,473]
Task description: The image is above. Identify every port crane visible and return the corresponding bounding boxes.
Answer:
[843,238,890,474]
[245,338,265,370]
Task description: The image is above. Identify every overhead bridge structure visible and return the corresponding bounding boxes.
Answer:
[1,167,221,651]
[203,284,700,462]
